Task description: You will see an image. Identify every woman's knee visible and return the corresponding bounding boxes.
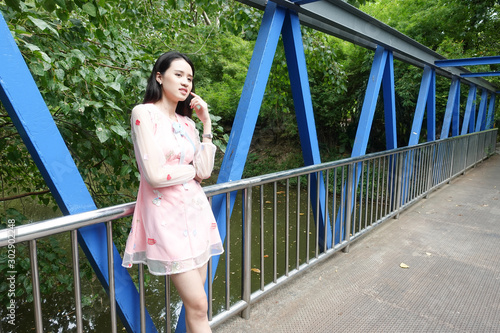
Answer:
[186,295,208,317]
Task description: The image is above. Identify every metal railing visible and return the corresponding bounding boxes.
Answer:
[0,129,497,332]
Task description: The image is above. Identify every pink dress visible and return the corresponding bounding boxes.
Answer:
[122,103,224,275]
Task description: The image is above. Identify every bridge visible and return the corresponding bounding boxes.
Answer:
[0,0,499,332]
[215,145,500,332]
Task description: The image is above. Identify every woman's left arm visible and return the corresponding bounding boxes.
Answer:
[190,92,217,180]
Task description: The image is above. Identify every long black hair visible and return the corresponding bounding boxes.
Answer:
[143,51,195,118]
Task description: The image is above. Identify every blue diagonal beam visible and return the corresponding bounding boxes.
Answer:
[0,13,154,333]
[351,46,388,157]
[461,85,477,135]
[335,46,389,244]
[475,90,488,132]
[209,1,285,273]
[486,94,496,129]
[281,8,331,248]
[440,76,460,139]
[409,66,433,146]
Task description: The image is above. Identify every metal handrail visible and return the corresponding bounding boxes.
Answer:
[0,129,497,332]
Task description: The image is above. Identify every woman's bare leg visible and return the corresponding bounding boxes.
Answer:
[170,264,211,333]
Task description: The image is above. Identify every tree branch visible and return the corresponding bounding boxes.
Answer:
[1,189,51,202]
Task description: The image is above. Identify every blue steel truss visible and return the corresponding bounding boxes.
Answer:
[1,0,499,332]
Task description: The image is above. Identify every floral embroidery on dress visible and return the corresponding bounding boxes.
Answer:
[147,238,156,245]
[135,119,141,126]
[211,222,217,229]
[167,174,172,181]
[152,190,163,206]
[171,261,181,273]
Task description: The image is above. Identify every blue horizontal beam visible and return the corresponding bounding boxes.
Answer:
[435,56,500,67]
[461,72,500,78]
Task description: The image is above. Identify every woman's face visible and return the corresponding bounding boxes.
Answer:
[156,58,193,103]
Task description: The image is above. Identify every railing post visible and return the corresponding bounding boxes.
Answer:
[425,145,435,199]
[448,140,455,183]
[71,230,83,333]
[242,187,252,319]
[29,240,43,333]
[343,163,354,253]
[139,263,146,333]
[165,276,171,333]
[106,221,117,333]
[462,136,470,175]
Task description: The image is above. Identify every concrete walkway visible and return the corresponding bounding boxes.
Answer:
[214,152,500,333]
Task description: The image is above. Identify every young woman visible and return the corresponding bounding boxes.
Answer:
[122,51,224,332]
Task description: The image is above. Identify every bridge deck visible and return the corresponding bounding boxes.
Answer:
[215,151,500,333]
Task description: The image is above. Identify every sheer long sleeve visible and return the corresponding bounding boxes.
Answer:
[193,140,217,180]
[131,105,195,188]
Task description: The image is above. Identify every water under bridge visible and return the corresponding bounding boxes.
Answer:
[0,0,499,332]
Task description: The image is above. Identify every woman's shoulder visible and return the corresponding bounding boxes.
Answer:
[132,103,157,114]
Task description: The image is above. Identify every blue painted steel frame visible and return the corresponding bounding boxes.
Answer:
[0,13,155,333]
[334,45,398,243]
[178,3,331,331]
[441,77,461,139]
[409,66,436,146]
[486,95,496,129]
[461,85,477,135]
[476,90,489,132]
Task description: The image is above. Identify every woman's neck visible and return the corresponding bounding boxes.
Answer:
[154,98,178,120]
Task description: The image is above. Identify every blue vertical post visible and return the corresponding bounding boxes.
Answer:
[383,51,397,150]
[461,85,477,135]
[475,90,488,132]
[452,81,461,136]
[209,1,285,259]
[427,68,436,141]
[441,76,460,139]
[0,12,155,333]
[281,9,331,248]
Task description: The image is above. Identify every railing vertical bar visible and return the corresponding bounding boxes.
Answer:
[343,163,354,253]
[395,152,405,218]
[352,164,358,236]
[375,158,381,221]
[29,240,43,333]
[315,172,320,257]
[365,160,370,229]
[332,167,337,244]
[306,174,311,263]
[392,154,398,212]
[225,192,231,310]
[106,221,117,333]
[70,230,83,333]
[323,170,329,251]
[273,182,278,283]
[260,185,265,290]
[448,140,455,183]
[296,176,301,269]
[165,276,171,333]
[359,161,365,233]
[139,263,146,333]
[381,156,387,217]
[241,187,252,319]
[285,179,290,276]
[208,196,214,321]
[370,159,376,226]
[340,166,345,242]
[208,257,213,321]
